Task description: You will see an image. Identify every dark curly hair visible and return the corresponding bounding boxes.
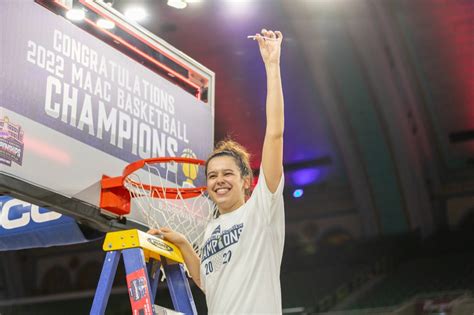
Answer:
[205,139,253,196]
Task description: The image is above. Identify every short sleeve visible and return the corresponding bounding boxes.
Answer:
[250,165,285,225]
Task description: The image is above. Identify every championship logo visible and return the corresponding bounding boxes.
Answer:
[0,116,24,167]
[201,223,243,275]
[180,148,199,187]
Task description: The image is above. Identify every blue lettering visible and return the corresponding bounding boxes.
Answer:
[201,223,244,262]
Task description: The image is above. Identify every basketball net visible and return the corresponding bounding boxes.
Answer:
[123,159,217,253]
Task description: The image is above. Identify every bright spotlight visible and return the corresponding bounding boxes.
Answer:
[97,18,115,29]
[293,189,304,198]
[124,7,148,22]
[223,0,252,14]
[66,8,85,21]
[167,0,187,9]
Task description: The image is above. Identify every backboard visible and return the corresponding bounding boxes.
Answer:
[0,0,215,232]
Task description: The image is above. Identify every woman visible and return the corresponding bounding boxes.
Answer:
[149,29,285,314]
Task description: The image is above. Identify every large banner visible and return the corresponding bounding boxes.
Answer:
[0,196,94,251]
[0,1,213,197]
[0,1,214,248]
[0,1,212,163]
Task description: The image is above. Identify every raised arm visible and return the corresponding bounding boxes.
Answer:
[256,29,284,193]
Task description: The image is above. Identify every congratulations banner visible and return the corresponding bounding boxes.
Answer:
[0,1,213,164]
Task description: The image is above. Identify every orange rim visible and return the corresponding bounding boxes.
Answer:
[122,157,207,199]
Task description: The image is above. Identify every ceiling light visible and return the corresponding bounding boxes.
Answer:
[292,168,321,186]
[223,0,252,14]
[167,0,187,9]
[97,18,115,29]
[124,7,148,22]
[293,189,304,198]
[66,8,85,21]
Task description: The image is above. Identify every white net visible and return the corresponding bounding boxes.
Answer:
[124,160,217,252]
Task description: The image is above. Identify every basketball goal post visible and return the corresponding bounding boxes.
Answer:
[0,0,215,235]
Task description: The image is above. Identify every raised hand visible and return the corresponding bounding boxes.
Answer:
[255,29,283,66]
[148,227,202,289]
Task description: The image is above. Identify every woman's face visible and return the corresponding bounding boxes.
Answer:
[206,155,250,214]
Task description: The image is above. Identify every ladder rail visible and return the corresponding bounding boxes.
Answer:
[163,258,198,315]
[89,229,197,315]
[90,251,121,315]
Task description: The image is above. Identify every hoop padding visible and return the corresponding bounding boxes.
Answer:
[123,157,216,251]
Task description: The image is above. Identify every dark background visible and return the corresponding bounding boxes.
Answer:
[1,0,474,314]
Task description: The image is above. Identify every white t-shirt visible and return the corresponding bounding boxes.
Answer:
[200,166,285,315]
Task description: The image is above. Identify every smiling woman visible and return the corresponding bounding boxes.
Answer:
[206,139,253,198]
[148,28,285,314]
